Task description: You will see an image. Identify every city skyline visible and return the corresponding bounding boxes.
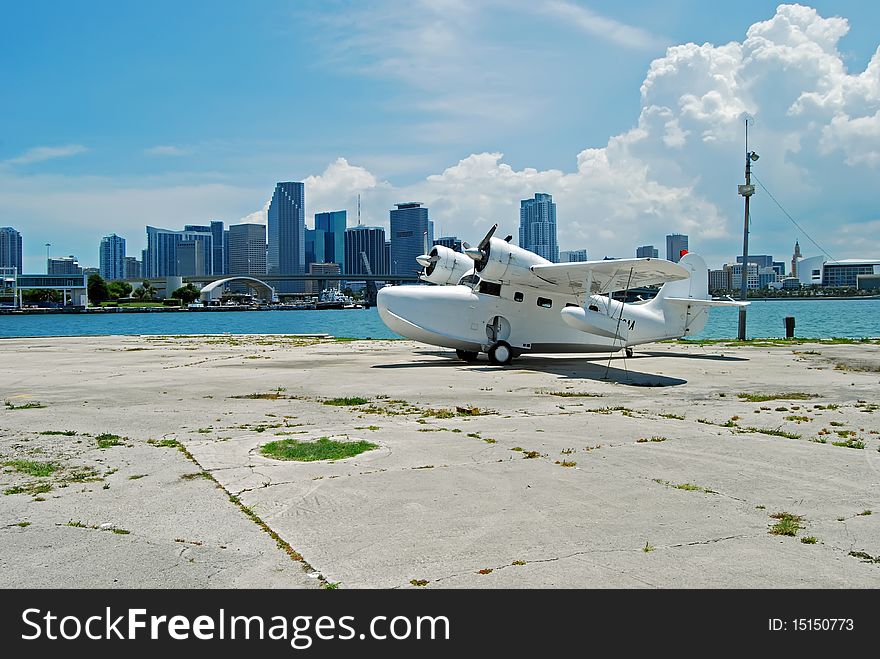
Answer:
[2,3,879,273]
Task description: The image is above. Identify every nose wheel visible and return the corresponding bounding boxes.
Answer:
[488,341,514,366]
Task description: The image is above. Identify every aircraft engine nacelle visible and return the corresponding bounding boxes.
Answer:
[421,245,475,285]
[473,237,549,284]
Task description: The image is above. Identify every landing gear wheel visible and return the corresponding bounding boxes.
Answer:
[488,341,514,366]
[625,347,634,358]
[456,349,479,362]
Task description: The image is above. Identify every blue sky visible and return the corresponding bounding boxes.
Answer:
[1,1,879,272]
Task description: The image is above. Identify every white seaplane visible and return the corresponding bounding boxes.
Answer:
[377,225,745,365]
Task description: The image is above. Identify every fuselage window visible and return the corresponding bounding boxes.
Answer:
[564,302,578,308]
[514,291,524,302]
[588,304,599,312]
[537,297,552,308]
[479,281,502,296]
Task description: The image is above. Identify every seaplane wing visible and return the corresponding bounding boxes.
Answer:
[531,258,690,294]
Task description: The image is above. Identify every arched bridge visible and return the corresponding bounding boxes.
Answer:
[200,277,276,302]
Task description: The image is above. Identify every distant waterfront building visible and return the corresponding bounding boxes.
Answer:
[434,236,462,252]
[390,202,430,275]
[313,210,346,266]
[308,262,342,295]
[144,226,213,277]
[791,240,802,278]
[795,257,880,288]
[708,268,730,293]
[519,193,558,262]
[636,245,658,259]
[0,227,23,273]
[123,256,142,280]
[666,234,689,263]
[728,263,759,290]
[48,256,83,275]
[344,226,387,276]
[209,221,225,276]
[175,241,208,276]
[222,230,230,276]
[736,254,774,269]
[267,181,305,284]
[559,249,588,262]
[228,223,267,276]
[772,261,786,277]
[99,233,126,280]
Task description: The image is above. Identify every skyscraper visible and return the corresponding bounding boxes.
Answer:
[559,249,588,262]
[390,202,429,275]
[123,256,142,280]
[267,182,305,277]
[666,234,689,263]
[99,233,126,280]
[791,240,802,278]
[210,220,225,276]
[519,193,558,262]
[314,210,346,265]
[48,256,83,275]
[0,227,23,273]
[636,245,659,259]
[144,226,213,277]
[228,223,267,275]
[344,226,387,275]
[176,241,208,276]
[434,236,462,252]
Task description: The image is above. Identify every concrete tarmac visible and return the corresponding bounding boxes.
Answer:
[1,334,879,588]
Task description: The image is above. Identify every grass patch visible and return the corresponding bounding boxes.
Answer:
[38,430,77,436]
[4,482,53,496]
[354,426,380,431]
[522,451,541,459]
[643,541,654,553]
[477,568,493,575]
[654,479,716,494]
[410,579,429,587]
[636,436,667,443]
[127,474,147,480]
[738,392,818,403]
[260,437,378,462]
[800,536,818,544]
[785,415,812,423]
[147,438,180,448]
[738,426,801,439]
[555,460,577,467]
[858,510,872,516]
[95,433,127,449]
[180,471,213,480]
[3,460,57,477]
[14,521,31,527]
[659,413,685,420]
[323,397,370,406]
[231,388,289,400]
[848,551,880,564]
[4,400,46,410]
[769,512,804,536]
[831,439,865,449]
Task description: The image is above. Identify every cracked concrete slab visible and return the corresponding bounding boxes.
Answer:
[2,334,879,588]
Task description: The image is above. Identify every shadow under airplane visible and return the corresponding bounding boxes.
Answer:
[372,350,699,387]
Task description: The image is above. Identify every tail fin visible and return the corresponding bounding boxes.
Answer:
[653,253,709,302]
[647,253,712,337]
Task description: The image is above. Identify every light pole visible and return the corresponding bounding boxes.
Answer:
[737,118,759,341]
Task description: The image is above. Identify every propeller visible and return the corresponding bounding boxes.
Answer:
[417,246,441,277]
[465,224,497,271]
